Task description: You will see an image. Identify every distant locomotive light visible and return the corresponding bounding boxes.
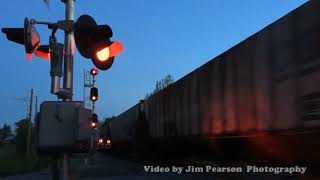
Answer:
[98,138,103,144]
[106,139,111,145]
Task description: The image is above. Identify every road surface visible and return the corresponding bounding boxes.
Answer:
[2,152,306,180]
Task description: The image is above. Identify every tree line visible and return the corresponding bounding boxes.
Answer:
[0,123,13,140]
[0,119,33,157]
[145,74,174,99]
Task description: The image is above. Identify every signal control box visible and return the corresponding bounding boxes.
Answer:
[35,101,92,154]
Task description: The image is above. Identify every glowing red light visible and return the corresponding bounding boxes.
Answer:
[96,47,110,62]
[34,49,50,61]
[98,138,103,144]
[26,53,32,61]
[91,96,97,101]
[95,41,124,62]
[106,139,111,145]
[90,68,98,76]
[91,122,96,128]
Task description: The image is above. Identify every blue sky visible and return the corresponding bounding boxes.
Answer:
[0,0,308,127]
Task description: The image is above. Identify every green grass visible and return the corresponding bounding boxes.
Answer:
[0,143,48,177]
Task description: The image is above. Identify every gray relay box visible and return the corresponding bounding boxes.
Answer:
[36,101,92,152]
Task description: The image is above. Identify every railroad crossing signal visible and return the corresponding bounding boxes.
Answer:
[2,14,124,70]
[2,18,41,60]
[90,87,98,102]
[2,1,117,179]
[74,15,123,70]
[91,113,98,128]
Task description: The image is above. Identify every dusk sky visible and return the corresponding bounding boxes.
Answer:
[0,0,307,127]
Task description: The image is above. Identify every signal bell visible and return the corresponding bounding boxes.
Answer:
[74,15,123,71]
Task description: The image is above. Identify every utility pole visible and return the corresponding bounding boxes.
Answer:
[26,88,33,156]
[35,96,38,114]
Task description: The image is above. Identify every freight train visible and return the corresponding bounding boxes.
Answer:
[96,120,112,151]
[110,0,320,162]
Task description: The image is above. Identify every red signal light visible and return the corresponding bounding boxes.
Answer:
[90,87,98,102]
[34,49,50,61]
[98,138,103,144]
[96,47,110,62]
[95,41,124,62]
[26,53,32,61]
[73,15,124,71]
[90,68,99,76]
[91,96,97,101]
[91,113,98,129]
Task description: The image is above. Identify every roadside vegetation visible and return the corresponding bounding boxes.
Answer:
[0,143,48,177]
[0,120,48,177]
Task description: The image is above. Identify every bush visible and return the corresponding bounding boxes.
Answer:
[15,119,30,157]
[0,144,48,177]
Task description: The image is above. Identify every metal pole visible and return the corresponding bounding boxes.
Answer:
[63,0,74,100]
[90,129,94,155]
[51,76,61,95]
[62,0,74,179]
[49,155,59,180]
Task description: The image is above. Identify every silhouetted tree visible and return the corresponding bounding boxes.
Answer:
[145,74,174,99]
[15,119,32,157]
[0,123,12,139]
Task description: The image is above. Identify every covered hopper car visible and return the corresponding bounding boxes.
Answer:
[111,0,320,162]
